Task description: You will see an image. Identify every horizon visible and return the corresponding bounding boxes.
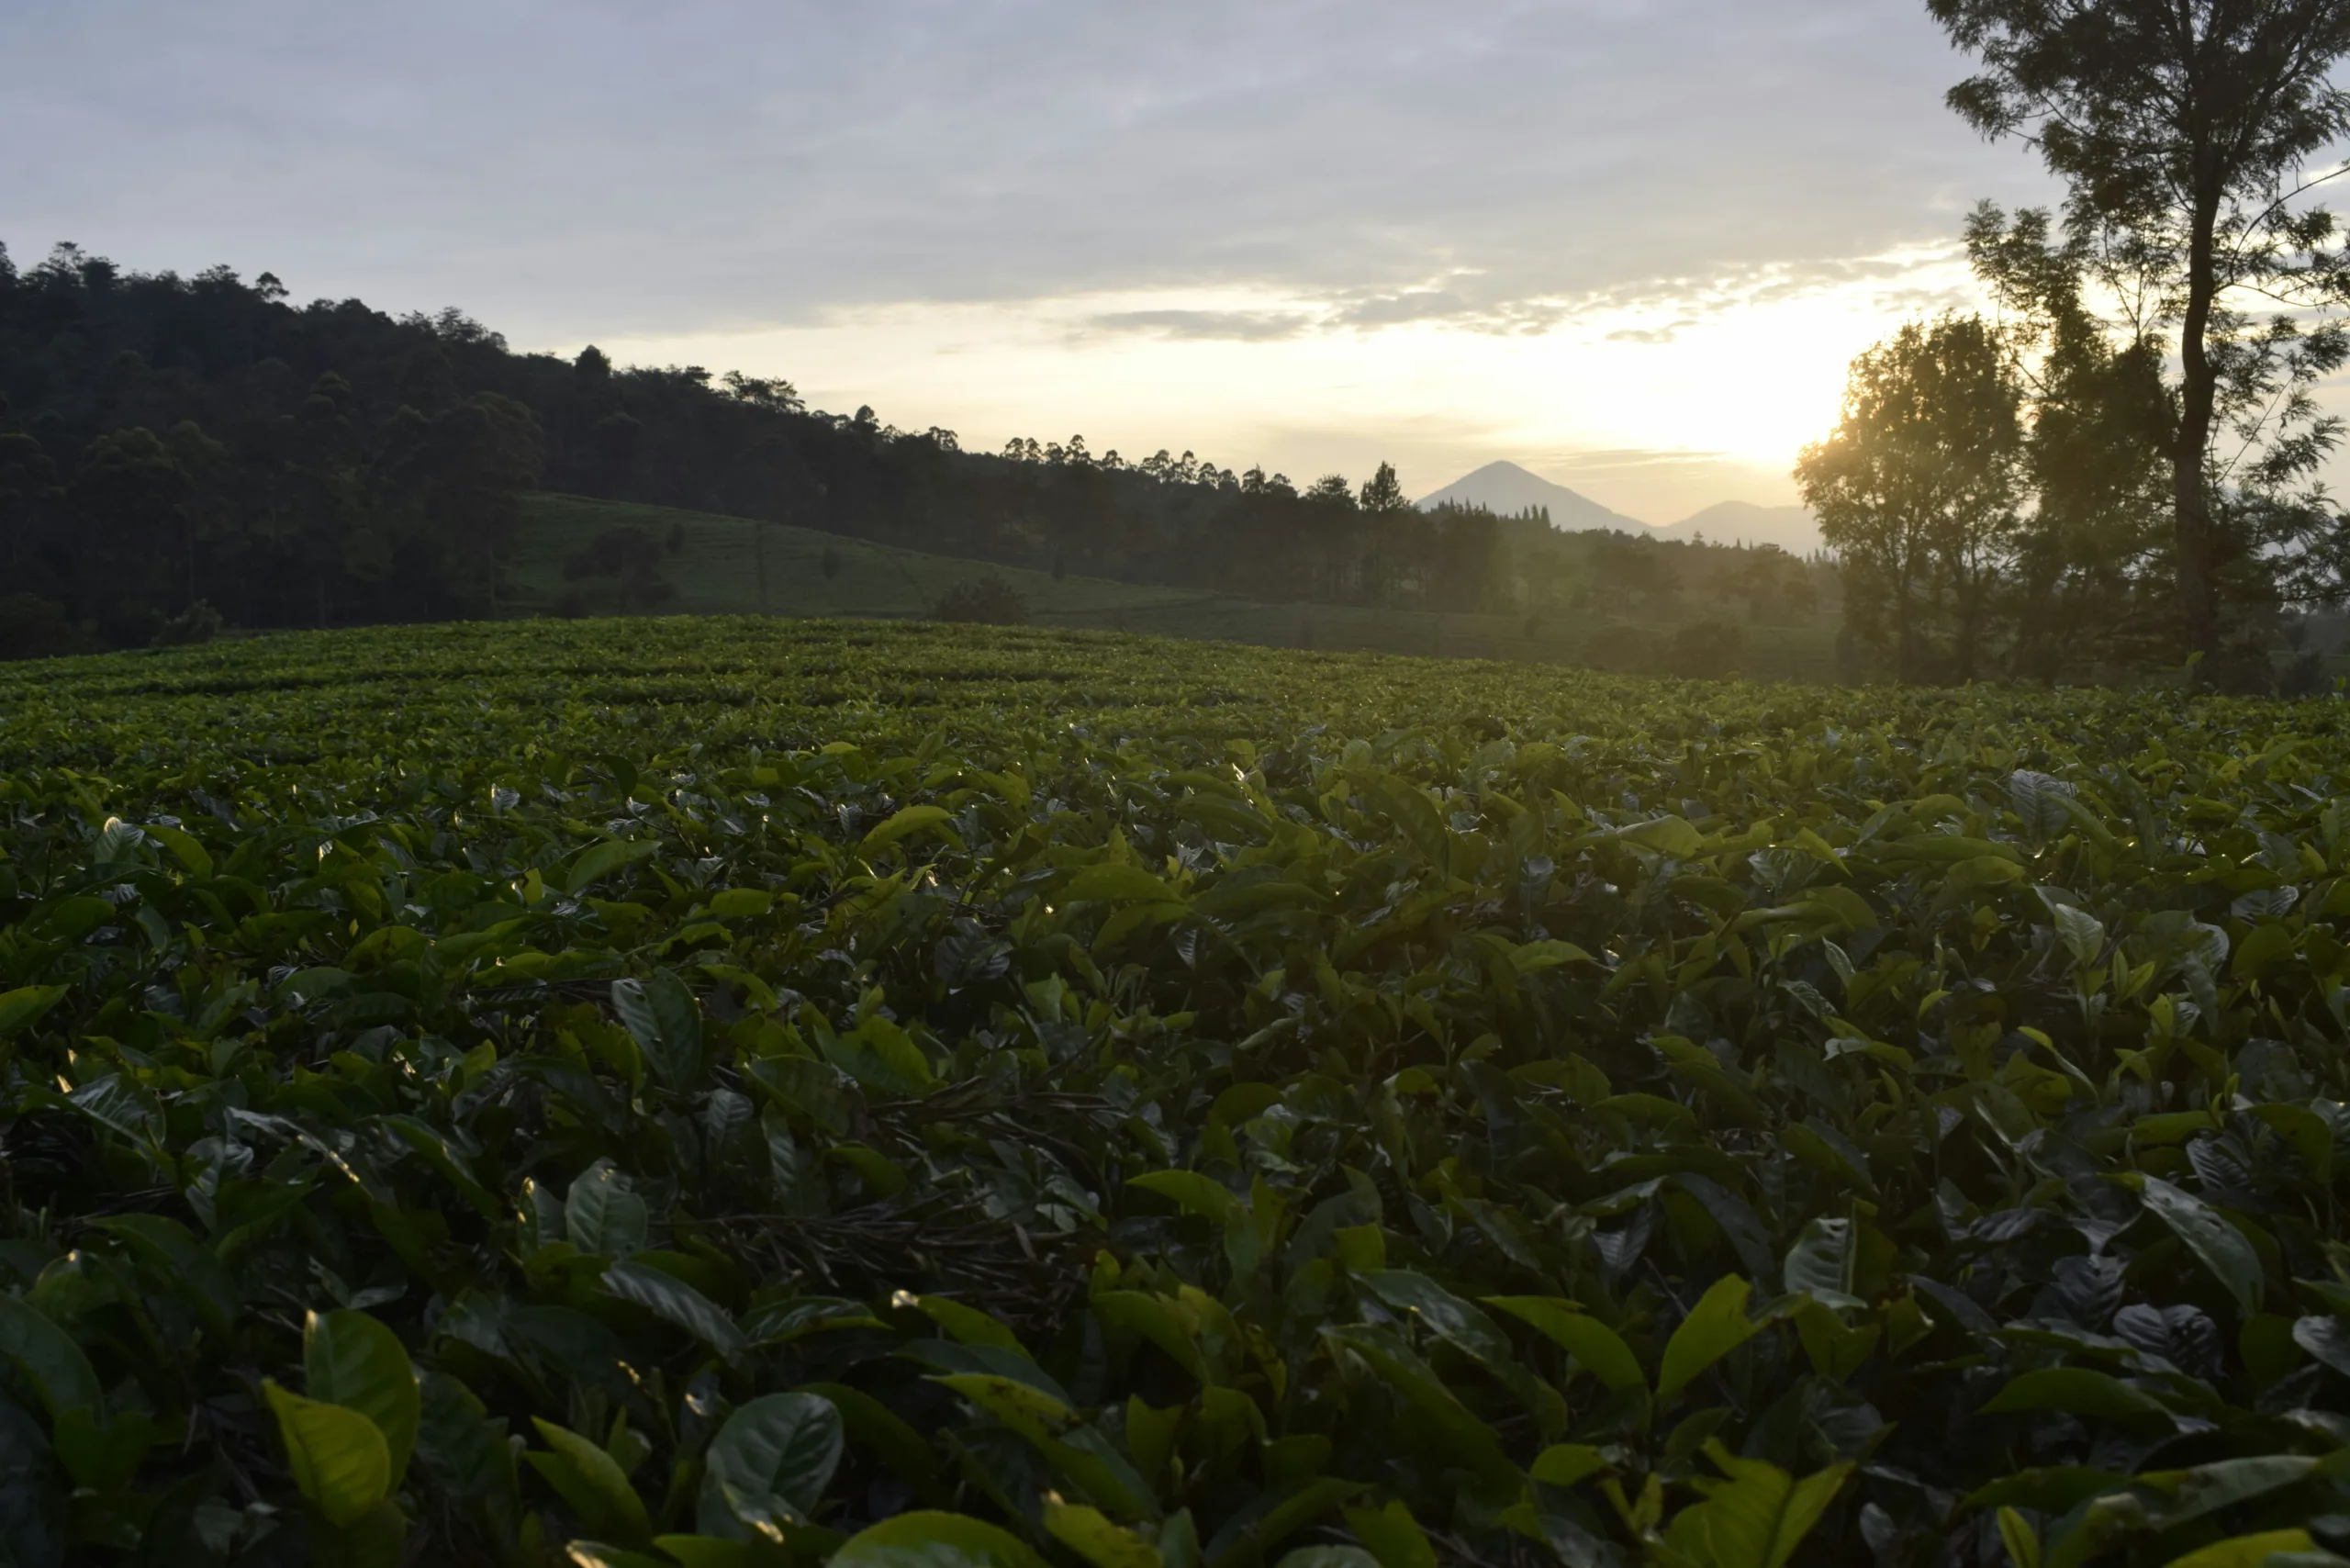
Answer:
[2,0,2066,525]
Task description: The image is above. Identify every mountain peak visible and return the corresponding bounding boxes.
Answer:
[1415,463,1647,532]
[1414,463,1825,554]
[1653,500,1822,555]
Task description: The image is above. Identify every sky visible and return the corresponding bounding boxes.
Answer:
[0,0,2069,523]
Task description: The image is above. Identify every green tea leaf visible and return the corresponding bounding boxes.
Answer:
[1126,1170,1240,1226]
[1782,1217,1862,1309]
[0,1295,104,1426]
[831,1510,1051,1568]
[1657,1275,1760,1406]
[567,836,656,895]
[2157,1530,2316,1568]
[602,1259,749,1365]
[822,1013,935,1096]
[0,984,67,1038]
[1978,1368,2166,1422]
[2133,1176,2266,1319]
[856,805,957,859]
[1485,1296,1645,1394]
[698,1392,845,1539]
[305,1308,420,1488]
[1341,1501,1437,1568]
[1321,1325,1516,1485]
[565,1159,649,1258]
[2293,1315,2350,1378]
[266,1381,392,1528]
[526,1416,654,1545]
[1065,863,1184,905]
[610,970,705,1092]
[1046,1496,1166,1568]
[1661,1442,1851,1568]
[911,1294,1027,1354]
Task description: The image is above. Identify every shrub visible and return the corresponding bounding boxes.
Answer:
[149,599,223,647]
[564,525,677,610]
[930,574,1029,625]
[1667,617,1745,678]
[0,593,83,659]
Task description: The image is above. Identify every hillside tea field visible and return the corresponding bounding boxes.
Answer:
[2,618,2349,1568]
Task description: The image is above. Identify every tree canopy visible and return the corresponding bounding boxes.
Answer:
[0,240,1534,653]
[1929,0,2350,659]
[1796,315,2023,682]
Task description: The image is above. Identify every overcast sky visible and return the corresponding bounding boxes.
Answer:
[1,0,2066,521]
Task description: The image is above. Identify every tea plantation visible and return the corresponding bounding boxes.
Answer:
[0,618,2345,1568]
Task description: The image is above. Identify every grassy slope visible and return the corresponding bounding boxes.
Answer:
[509,493,1842,681]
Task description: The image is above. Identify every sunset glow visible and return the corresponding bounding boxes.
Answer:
[582,245,1977,524]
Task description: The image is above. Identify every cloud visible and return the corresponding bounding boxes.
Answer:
[0,0,2057,348]
[1606,319,1701,345]
[1086,308,1311,342]
[1330,290,1471,327]
[1545,447,1735,471]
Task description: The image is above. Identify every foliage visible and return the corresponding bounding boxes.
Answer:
[0,594,84,661]
[932,576,1033,626]
[0,240,1547,649]
[0,241,1841,663]
[565,527,679,614]
[1796,315,2023,683]
[505,498,1841,684]
[150,600,224,649]
[1,617,2347,1565]
[1665,621,1744,680]
[1926,0,2350,658]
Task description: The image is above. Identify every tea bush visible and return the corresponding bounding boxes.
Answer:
[0,618,2344,1568]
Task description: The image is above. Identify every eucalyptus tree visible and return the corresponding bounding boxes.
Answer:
[1929,0,2350,660]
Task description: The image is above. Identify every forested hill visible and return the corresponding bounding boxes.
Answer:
[0,241,1520,653]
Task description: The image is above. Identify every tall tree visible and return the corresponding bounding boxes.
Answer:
[1929,0,2350,658]
[0,429,58,581]
[1359,462,1408,513]
[71,427,192,638]
[1968,207,2179,678]
[1796,315,2024,682]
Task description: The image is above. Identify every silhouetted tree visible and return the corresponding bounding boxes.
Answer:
[72,427,191,639]
[1796,315,2023,682]
[1930,0,2350,658]
[1968,209,2179,678]
[1360,461,1408,513]
[0,430,59,580]
[1304,475,1355,509]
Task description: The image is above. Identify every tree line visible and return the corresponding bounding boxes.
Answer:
[1804,0,2350,691]
[0,243,1532,655]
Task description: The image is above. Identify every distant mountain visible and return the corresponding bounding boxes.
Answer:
[1651,501,1822,556]
[1416,463,1826,555]
[1415,461,1647,532]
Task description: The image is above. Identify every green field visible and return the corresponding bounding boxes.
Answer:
[509,494,1844,681]
[0,619,2345,1567]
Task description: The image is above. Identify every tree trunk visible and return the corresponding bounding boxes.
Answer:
[1953,580,1976,684]
[1896,566,1921,683]
[2175,182,2224,661]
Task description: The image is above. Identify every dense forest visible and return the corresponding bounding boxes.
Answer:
[0,239,1828,661]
